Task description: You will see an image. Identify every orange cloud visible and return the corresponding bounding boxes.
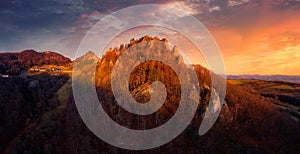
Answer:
[208,5,300,75]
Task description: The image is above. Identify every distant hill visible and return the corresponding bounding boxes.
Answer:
[227,75,300,84]
[0,50,71,75]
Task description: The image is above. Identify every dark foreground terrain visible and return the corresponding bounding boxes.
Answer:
[229,79,300,123]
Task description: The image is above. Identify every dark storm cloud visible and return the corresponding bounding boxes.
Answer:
[0,0,176,57]
[0,0,84,51]
[1,0,299,58]
[0,0,84,28]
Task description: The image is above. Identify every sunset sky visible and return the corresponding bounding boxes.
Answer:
[0,0,299,75]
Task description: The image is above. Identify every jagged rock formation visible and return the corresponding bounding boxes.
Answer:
[94,36,204,129]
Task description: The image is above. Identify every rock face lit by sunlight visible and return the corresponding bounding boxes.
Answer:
[209,89,222,113]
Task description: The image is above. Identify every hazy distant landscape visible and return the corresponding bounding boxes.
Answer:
[228,75,300,84]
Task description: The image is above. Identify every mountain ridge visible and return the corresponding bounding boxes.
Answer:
[0,49,71,75]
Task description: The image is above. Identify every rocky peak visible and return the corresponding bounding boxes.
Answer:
[20,49,39,54]
[125,36,169,50]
